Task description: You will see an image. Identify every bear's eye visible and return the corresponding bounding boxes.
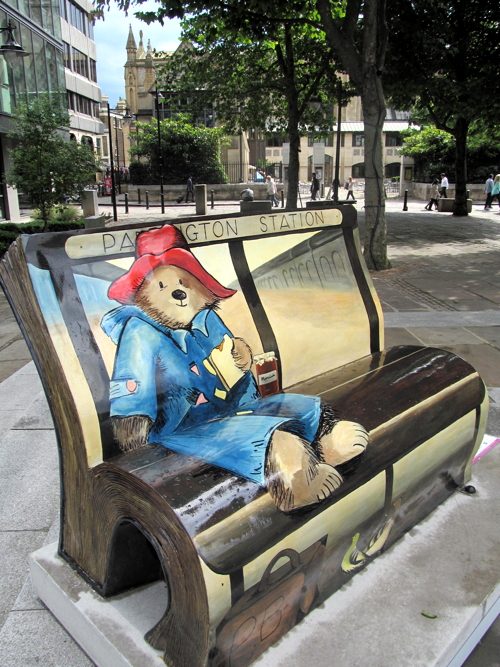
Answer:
[159,281,164,289]
[179,279,183,285]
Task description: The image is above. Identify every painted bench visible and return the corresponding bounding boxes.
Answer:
[0,204,487,667]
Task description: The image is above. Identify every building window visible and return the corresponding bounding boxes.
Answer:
[266,135,283,147]
[385,133,402,147]
[102,136,108,156]
[59,0,67,21]
[70,92,99,118]
[72,47,89,79]
[62,41,71,70]
[308,135,326,147]
[385,163,400,178]
[352,133,364,147]
[352,163,365,178]
[68,0,87,34]
[96,138,101,156]
[89,59,97,83]
[325,133,334,147]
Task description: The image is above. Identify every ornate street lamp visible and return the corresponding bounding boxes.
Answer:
[106,104,135,221]
[0,20,29,66]
[152,88,165,214]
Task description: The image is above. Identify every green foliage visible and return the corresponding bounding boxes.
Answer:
[0,219,84,258]
[401,126,500,183]
[5,93,100,228]
[30,205,82,223]
[385,0,500,211]
[129,116,228,184]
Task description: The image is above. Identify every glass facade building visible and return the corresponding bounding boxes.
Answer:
[0,0,66,219]
[0,0,103,220]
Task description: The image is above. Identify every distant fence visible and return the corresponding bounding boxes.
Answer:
[221,162,283,184]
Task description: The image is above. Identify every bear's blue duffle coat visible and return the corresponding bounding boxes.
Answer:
[101,307,321,484]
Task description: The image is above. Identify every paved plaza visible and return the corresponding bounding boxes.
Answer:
[1,197,500,665]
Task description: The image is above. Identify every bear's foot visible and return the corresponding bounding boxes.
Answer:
[266,430,343,512]
[317,420,369,467]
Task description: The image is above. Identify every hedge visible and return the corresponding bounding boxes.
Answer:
[0,220,84,258]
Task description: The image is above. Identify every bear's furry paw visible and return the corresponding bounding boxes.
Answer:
[266,430,343,512]
[112,415,153,452]
[231,337,253,371]
[317,420,369,467]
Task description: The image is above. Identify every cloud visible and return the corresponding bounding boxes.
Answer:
[94,2,181,107]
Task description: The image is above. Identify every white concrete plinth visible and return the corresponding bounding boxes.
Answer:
[30,445,500,667]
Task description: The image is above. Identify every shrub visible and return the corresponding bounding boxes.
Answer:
[0,220,85,258]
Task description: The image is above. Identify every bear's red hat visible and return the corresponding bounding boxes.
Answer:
[108,224,236,304]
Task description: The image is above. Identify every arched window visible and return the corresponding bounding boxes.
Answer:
[385,162,400,178]
[352,163,365,178]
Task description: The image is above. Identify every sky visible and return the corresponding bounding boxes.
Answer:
[93,2,182,108]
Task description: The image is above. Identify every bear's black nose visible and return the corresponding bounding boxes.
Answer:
[172,289,187,301]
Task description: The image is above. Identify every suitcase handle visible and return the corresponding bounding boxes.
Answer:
[257,548,301,594]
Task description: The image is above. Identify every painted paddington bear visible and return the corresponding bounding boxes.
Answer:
[101,224,369,512]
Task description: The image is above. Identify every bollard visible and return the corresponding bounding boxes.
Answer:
[146,191,149,210]
[161,193,165,214]
[125,193,129,214]
[466,190,470,199]
[403,189,408,211]
[137,188,141,206]
[211,190,215,209]
[321,183,325,199]
[281,190,285,208]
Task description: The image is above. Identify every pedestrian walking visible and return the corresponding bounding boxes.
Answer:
[440,173,449,198]
[484,174,494,210]
[346,177,355,200]
[310,172,320,200]
[266,175,279,207]
[425,180,440,210]
[186,176,195,203]
[489,175,500,209]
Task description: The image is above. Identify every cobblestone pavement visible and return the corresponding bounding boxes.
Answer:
[1,196,500,665]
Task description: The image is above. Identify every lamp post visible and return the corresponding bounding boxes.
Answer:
[106,103,119,222]
[106,105,135,221]
[152,88,165,214]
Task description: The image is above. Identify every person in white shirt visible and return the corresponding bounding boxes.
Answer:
[440,173,449,198]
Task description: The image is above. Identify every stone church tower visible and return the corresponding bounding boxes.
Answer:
[124,25,172,123]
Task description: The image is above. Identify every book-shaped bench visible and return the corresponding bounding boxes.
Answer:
[0,205,487,667]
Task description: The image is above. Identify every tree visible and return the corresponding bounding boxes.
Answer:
[315,0,390,269]
[385,0,500,216]
[129,114,228,184]
[6,94,99,229]
[157,17,345,208]
[99,0,391,269]
[400,125,500,184]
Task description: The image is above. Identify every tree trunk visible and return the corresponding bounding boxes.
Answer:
[453,116,469,217]
[361,73,391,270]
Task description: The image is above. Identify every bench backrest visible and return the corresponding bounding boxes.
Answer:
[1,205,383,468]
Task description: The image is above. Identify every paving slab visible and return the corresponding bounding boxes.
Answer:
[383,328,424,347]
[0,429,60,531]
[465,327,500,349]
[12,392,55,431]
[0,531,47,629]
[0,609,95,667]
[405,327,487,346]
